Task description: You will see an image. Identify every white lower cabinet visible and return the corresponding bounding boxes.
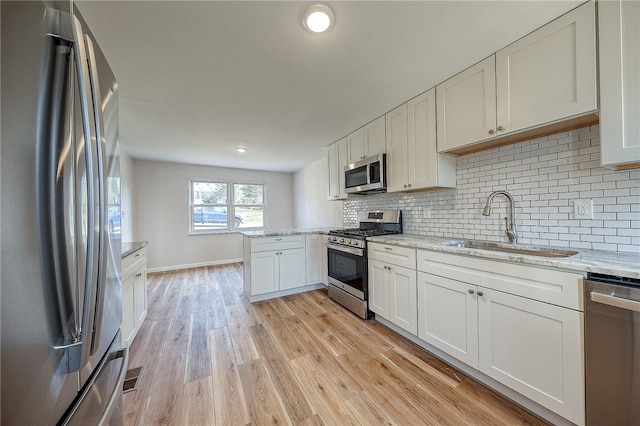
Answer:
[249,246,305,295]
[121,246,147,346]
[368,243,418,335]
[416,249,585,426]
[417,272,478,368]
[244,234,324,301]
[369,259,417,335]
[305,234,325,285]
[478,288,584,425]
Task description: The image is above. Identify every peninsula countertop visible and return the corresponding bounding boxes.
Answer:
[367,234,640,279]
[122,241,148,258]
[240,228,336,238]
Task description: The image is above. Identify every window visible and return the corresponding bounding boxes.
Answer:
[190,180,264,233]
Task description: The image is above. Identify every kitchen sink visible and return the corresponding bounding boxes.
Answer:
[440,240,578,258]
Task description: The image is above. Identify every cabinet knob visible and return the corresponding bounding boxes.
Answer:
[468,289,475,295]
[404,184,407,188]
[488,129,495,135]
[477,290,484,297]
[497,126,505,132]
[407,184,411,188]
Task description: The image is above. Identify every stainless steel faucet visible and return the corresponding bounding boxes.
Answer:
[482,191,518,244]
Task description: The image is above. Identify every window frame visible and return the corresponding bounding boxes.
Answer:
[189,179,266,235]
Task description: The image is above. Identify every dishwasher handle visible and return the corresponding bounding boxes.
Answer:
[590,291,640,313]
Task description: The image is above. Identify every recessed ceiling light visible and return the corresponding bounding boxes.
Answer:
[236,147,247,153]
[303,4,334,34]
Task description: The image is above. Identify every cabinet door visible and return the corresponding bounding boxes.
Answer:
[599,0,640,169]
[417,272,478,368]
[279,248,306,291]
[407,88,454,190]
[436,56,497,152]
[305,234,324,285]
[385,103,408,193]
[388,264,417,335]
[368,259,389,319]
[122,276,135,345]
[347,127,364,163]
[363,116,386,157]
[133,268,147,329]
[250,251,279,295]
[496,1,596,136]
[478,289,584,425]
[327,138,348,200]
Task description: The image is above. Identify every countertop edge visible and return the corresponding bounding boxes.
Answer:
[122,241,148,258]
[367,235,640,280]
[240,228,335,238]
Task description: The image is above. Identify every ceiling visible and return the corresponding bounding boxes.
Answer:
[76,1,583,173]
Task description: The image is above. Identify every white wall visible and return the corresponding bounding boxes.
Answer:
[293,156,343,228]
[133,160,294,270]
[119,149,135,243]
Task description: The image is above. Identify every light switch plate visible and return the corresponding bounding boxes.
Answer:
[574,199,593,219]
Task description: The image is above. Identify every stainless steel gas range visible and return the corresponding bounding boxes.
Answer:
[327,210,402,319]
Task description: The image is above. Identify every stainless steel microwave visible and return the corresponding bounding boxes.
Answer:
[344,153,386,194]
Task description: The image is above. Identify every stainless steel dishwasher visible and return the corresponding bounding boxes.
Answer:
[585,273,640,425]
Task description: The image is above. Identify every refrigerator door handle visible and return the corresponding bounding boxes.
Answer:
[47,11,100,373]
[84,34,109,355]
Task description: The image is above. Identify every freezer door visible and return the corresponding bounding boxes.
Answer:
[62,333,128,426]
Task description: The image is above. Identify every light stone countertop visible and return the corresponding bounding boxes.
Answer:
[122,241,148,258]
[367,234,640,280]
[240,228,337,238]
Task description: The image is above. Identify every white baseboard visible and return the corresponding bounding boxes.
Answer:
[147,258,243,273]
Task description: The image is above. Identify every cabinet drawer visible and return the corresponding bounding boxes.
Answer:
[250,235,305,252]
[416,249,584,310]
[122,247,146,280]
[368,242,416,269]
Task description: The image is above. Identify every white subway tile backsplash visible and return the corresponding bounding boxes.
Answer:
[342,125,640,253]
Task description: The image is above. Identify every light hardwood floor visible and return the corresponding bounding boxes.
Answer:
[123,263,549,426]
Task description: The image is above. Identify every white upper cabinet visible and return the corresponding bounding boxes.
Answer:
[438,1,597,154]
[599,0,640,169]
[496,0,597,135]
[385,103,409,193]
[327,137,348,200]
[436,56,497,152]
[347,116,386,163]
[388,89,456,192]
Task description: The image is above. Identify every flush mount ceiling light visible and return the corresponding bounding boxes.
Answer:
[303,4,334,34]
[235,147,247,153]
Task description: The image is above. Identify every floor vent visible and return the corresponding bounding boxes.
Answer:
[123,367,142,393]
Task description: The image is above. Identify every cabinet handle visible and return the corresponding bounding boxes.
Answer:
[135,272,142,278]
[477,290,484,297]
[384,247,393,251]
[407,184,411,188]
[275,238,283,241]
[497,126,505,132]
[404,184,407,188]
[468,289,475,295]
[488,129,495,135]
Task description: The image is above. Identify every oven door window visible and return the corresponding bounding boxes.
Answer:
[328,247,366,294]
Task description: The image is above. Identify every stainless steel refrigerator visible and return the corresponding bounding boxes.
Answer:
[1,1,128,424]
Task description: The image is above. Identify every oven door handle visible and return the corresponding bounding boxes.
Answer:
[326,243,365,257]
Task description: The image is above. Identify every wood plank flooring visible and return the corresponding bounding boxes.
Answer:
[123,263,549,426]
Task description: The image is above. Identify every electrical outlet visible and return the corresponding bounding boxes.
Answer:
[423,208,431,219]
[574,199,593,219]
